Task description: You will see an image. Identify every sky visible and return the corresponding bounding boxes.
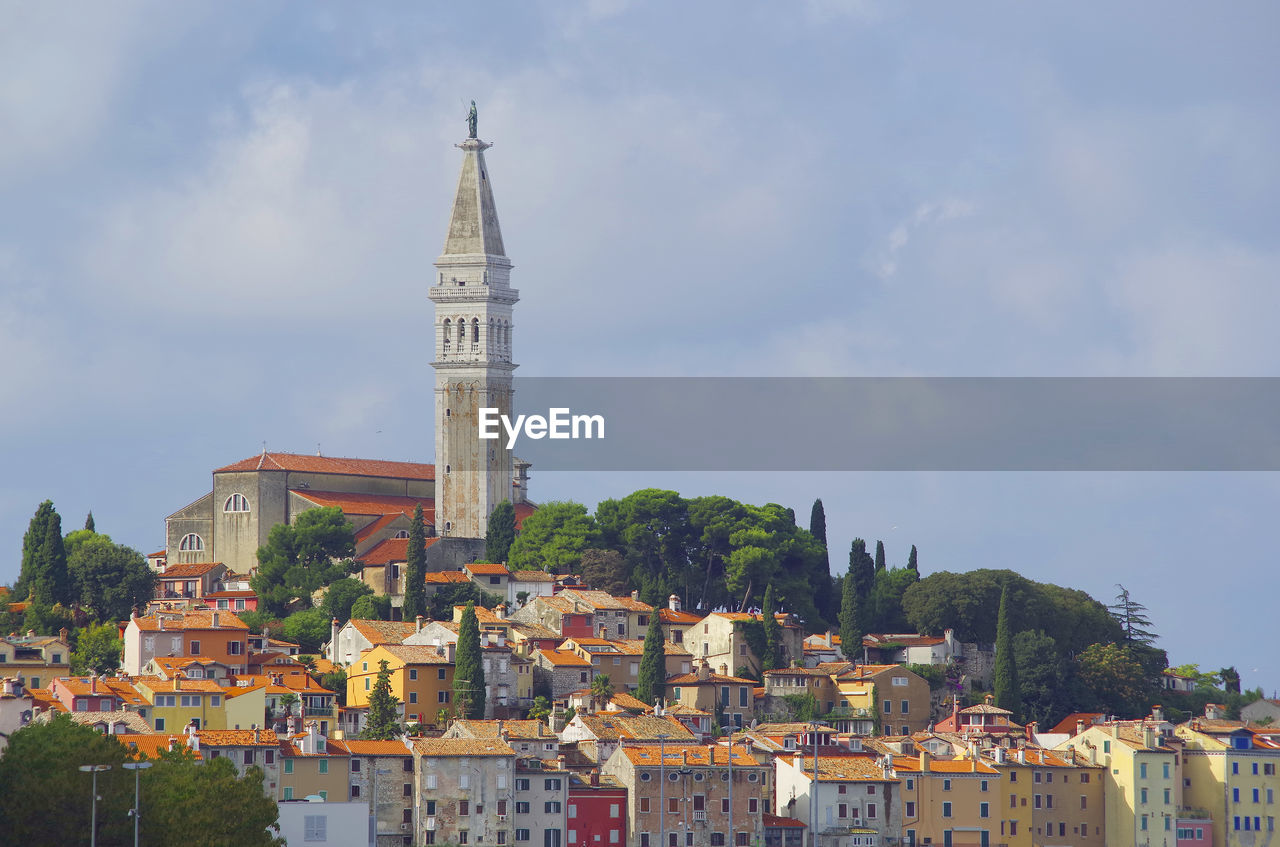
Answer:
[2,2,1278,691]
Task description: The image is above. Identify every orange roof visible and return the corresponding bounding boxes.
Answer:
[135,676,227,694]
[338,739,415,756]
[510,570,556,583]
[623,743,761,768]
[202,590,258,599]
[539,649,592,667]
[424,571,472,585]
[893,755,999,775]
[348,619,418,645]
[764,814,807,829]
[412,738,516,757]
[1050,712,1106,734]
[353,514,403,543]
[123,735,200,760]
[465,562,512,576]
[131,610,249,632]
[195,729,280,747]
[514,502,536,530]
[158,562,225,579]
[667,671,756,685]
[296,490,436,521]
[216,452,435,480]
[361,537,443,566]
[658,608,702,625]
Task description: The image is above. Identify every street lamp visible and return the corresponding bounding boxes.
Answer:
[657,733,670,847]
[123,761,152,847]
[79,764,113,847]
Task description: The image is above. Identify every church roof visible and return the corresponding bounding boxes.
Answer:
[216,452,436,481]
[442,138,505,257]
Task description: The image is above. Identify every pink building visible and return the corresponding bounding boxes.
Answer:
[1177,813,1214,847]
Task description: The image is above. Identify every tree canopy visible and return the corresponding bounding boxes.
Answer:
[251,507,356,617]
[507,501,600,573]
[402,504,428,621]
[363,660,401,739]
[485,500,517,564]
[454,602,486,719]
[636,614,666,706]
[67,534,155,622]
[16,500,72,606]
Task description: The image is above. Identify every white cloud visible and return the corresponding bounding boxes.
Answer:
[868,198,975,279]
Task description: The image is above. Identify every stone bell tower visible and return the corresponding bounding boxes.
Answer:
[431,112,518,539]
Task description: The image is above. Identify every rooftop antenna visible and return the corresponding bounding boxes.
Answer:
[316,443,322,457]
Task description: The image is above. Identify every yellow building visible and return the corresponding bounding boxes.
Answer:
[134,675,232,732]
[829,663,931,736]
[347,644,455,725]
[983,744,1105,847]
[1176,708,1280,846]
[894,750,1007,847]
[1061,720,1181,846]
[280,721,350,801]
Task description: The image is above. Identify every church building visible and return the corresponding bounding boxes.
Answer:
[163,115,532,583]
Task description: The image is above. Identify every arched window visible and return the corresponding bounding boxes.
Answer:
[179,533,204,552]
[442,319,452,350]
[472,318,479,342]
[223,493,250,513]
[393,530,410,539]
[458,320,466,344]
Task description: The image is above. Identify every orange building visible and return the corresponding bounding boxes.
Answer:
[347,644,456,726]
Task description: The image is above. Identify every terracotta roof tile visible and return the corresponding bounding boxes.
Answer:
[539,649,592,667]
[450,719,558,740]
[510,570,556,583]
[658,608,702,625]
[360,537,442,566]
[216,452,435,480]
[378,645,455,665]
[424,571,472,585]
[465,563,512,576]
[336,739,415,756]
[132,610,249,632]
[575,714,694,742]
[123,735,197,760]
[623,742,760,768]
[411,738,516,757]
[195,728,281,747]
[158,562,225,579]
[348,619,418,645]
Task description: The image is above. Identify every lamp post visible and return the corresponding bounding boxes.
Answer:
[808,722,823,847]
[79,764,113,847]
[727,730,734,847]
[123,761,152,847]
[657,733,670,847]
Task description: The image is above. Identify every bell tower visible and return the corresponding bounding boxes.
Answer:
[431,113,518,539]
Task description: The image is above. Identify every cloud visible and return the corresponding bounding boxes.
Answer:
[868,198,975,280]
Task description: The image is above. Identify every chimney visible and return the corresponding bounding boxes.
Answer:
[983,693,994,706]
[590,771,599,786]
[551,705,567,733]
[495,604,506,620]
[1025,721,1037,742]
[1076,720,1085,737]
[58,627,68,642]
[1016,748,1026,765]
[1151,704,1164,723]
[434,637,443,657]
[496,720,505,740]
[632,590,640,602]
[1143,724,1156,749]
[90,672,98,694]
[599,624,608,640]
[918,749,930,771]
[1111,723,1120,739]
[158,618,165,631]
[447,642,456,662]
[329,619,340,663]
[993,746,1006,765]
[25,630,34,639]
[669,594,680,613]
[212,611,220,628]
[718,664,728,677]
[557,754,567,770]
[415,615,424,634]
[697,661,711,681]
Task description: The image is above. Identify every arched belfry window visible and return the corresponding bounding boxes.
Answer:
[179,533,204,552]
[223,493,250,513]
[472,318,479,342]
[443,319,452,350]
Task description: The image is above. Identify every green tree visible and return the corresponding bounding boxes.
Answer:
[839,570,863,663]
[875,540,887,573]
[528,695,551,723]
[508,501,600,572]
[402,504,428,621]
[350,594,392,621]
[847,539,875,631]
[141,746,285,846]
[71,622,123,674]
[993,583,1021,719]
[427,582,502,621]
[485,500,517,564]
[636,614,666,706]
[1077,642,1149,716]
[578,548,631,596]
[454,602,486,719]
[760,584,782,671]
[84,511,95,532]
[281,608,331,653]
[251,507,356,617]
[1219,666,1242,695]
[1109,584,1159,647]
[867,566,919,633]
[16,501,72,606]
[590,674,615,711]
[322,577,373,625]
[1013,630,1064,728]
[906,544,918,574]
[278,692,299,717]
[363,660,401,739]
[809,499,837,624]
[321,668,348,706]
[68,535,156,621]
[21,598,73,637]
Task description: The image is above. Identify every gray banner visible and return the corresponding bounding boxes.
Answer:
[494,377,1280,470]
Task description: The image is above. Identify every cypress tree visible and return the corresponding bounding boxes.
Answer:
[761,584,782,671]
[838,571,862,664]
[363,660,401,739]
[993,583,1021,719]
[16,501,53,600]
[20,504,71,607]
[402,504,427,621]
[84,511,95,532]
[809,499,836,623]
[906,545,918,574]
[637,614,666,706]
[485,501,517,564]
[874,540,886,572]
[454,602,486,719]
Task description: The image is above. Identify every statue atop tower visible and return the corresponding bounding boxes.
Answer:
[431,107,522,540]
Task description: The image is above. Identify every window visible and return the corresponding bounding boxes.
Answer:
[438,691,450,703]
[942,802,952,818]
[224,494,250,513]
[517,831,530,842]
[980,802,989,818]
[867,803,876,819]
[639,798,649,813]
[545,778,562,790]
[1164,763,1171,778]
[243,750,254,764]
[179,534,204,552]
[228,641,243,655]
[906,801,916,818]
[351,784,360,798]
[460,800,470,816]
[303,813,326,839]
[425,773,437,790]
[980,780,988,792]
[190,641,201,655]
[1081,795,1087,810]
[610,803,620,817]
[568,805,577,819]
[284,786,294,800]
[943,779,951,791]
[883,700,892,714]
[318,760,328,775]
[409,692,418,704]
[404,783,413,797]
[739,687,748,707]
[545,802,561,814]
[409,669,418,680]
[1140,763,1148,779]
[748,799,758,813]
[438,668,447,680]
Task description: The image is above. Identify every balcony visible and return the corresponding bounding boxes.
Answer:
[693,811,707,823]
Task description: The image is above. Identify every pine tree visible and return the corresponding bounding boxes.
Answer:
[1109,584,1159,646]
[809,499,836,624]
[16,501,54,601]
[637,614,666,706]
[454,602,486,719]
[402,504,427,621]
[839,571,863,664]
[761,584,782,671]
[18,502,71,606]
[906,545,918,574]
[84,512,95,532]
[993,583,1021,719]
[875,540,886,573]
[363,660,401,739]
[486,500,517,564]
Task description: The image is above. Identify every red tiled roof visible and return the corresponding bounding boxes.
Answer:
[514,503,536,530]
[132,610,249,632]
[424,570,471,584]
[360,537,441,566]
[216,452,436,480]
[202,590,258,599]
[764,814,807,829]
[295,491,436,521]
[353,514,403,543]
[158,562,225,579]
[1050,712,1106,735]
[465,563,512,576]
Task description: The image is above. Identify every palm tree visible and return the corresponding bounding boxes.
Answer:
[590,674,615,713]
[279,692,299,718]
